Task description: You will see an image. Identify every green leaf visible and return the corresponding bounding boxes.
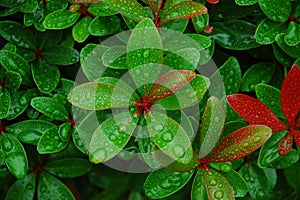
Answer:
[0,21,36,49]
[258,131,287,168]
[255,84,285,119]
[0,50,31,85]
[235,0,257,6]
[155,75,210,110]
[7,91,32,120]
[4,173,36,200]
[191,169,208,200]
[45,158,92,178]
[6,120,54,144]
[72,128,88,155]
[144,168,194,199]
[284,160,300,192]
[46,0,68,11]
[72,17,92,43]
[38,172,75,200]
[272,43,295,67]
[241,62,276,92]
[160,1,207,24]
[43,45,79,65]
[43,10,80,29]
[202,168,234,200]
[101,0,148,22]
[89,15,121,36]
[257,0,291,22]
[3,71,22,92]
[146,110,193,164]
[37,126,68,154]
[272,149,299,169]
[89,112,137,163]
[161,19,189,33]
[220,170,248,197]
[276,33,300,58]
[284,21,300,46]
[31,97,69,121]
[129,191,144,200]
[67,82,132,110]
[255,19,286,45]
[239,163,271,199]
[206,125,272,162]
[2,134,28,179]
[88,3,117,16]
[19,0,38,13]
[102,46,128,69]
[0,0,25,7]
[32,60,60,94]
[127,18,163,69]
[209,20,259,50]
[199,96,225,158]
[192,13,209,32]
[0,88,10,119]
[55,78,76,96]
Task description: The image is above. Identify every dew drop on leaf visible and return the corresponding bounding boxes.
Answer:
[173,145,185,158]
[254,136,261,143]
[209,179,217,186]
[214,190,224,199]
[161,132,173,142]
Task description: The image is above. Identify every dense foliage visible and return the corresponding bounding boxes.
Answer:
[0,0,300,199]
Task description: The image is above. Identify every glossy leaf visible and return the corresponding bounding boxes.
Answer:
[127,18,163,69]
[206,125,272,162]
[284,160,300,192]
[160,1,207,24]
[37,126,68,154]
[19,0,38,13]
[72,17,92,43]
[255,19,286,45]
[32,60,60,94]
[102,46,128,69]
[161,18,189,33]
[4,173,36,200]
[0,21,36,49]
[276,34,300,59]
[280,65,300,128]
[2,134,28,179]
[89,15,121,36]
[255,83,285,119]
[239,163,270,199]
[285,22,300,46]
[241,62,276,92]
[199,96,225,158]
[220,170,248,197]
[67,82,132,110]
[272,149,299,169]
[72,128,88,155]
[0,88,10,119]
[191,169,208,200]
[258,131,287,168]
[88,3,117,16]
[272,43,295,68]
[45,158,92,178]
[7,91,32,120]
[146,110,193,164]
[0,50,31,85]
[38,172,75,200]
[101,0,148,22]
[192,13,209,32]
[209,20,259,50]
[148,70,196,101]
[46,0,68,11]
[235,0,257,6]
[31,97,69,121]
[202,168,234,200]
[42,45,79,65]
[89,112,137,163]
[144,168,194,199]
[227,94,288,132]
[257,0,291,22]
[155,75,210,110]
[43,10,80,29]
[3,71,22,92]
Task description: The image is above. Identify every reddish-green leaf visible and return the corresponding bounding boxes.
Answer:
[148,70,196,101]
[147,0,163,13]
[292,130,300,147]
[280,65,300,129]
[278,131,293,156]
[206,125,272,162]
[227,94,288,132]
[202,168,234,200]
[160,1,207,24]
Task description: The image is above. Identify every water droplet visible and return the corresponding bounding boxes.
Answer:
[173,145,185,158]
[214,117,220,122]
[2,136,13,152]
[209,179,217,186]
[26,183,34,190]
[214,190,224,199]
[243,142,249,147]
[257,189,265,198]
[91,148,107,162]
[143,50,149,58]
[118,124,128,132]
[40,184,47,193]
[220,163,232,172]
[254,136,261,143]
[109,134,117,141]
[161,132,173,142]
[154,124,163,131]
[160,179,171,189]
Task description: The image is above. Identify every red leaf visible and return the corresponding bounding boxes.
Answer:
[292,129,300,146]
[278,131,293,156]
[148,70,196,101]
[206,0,219,4]
[205,125,272,162]
[280,65,300,129]
[227,94,288,132]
